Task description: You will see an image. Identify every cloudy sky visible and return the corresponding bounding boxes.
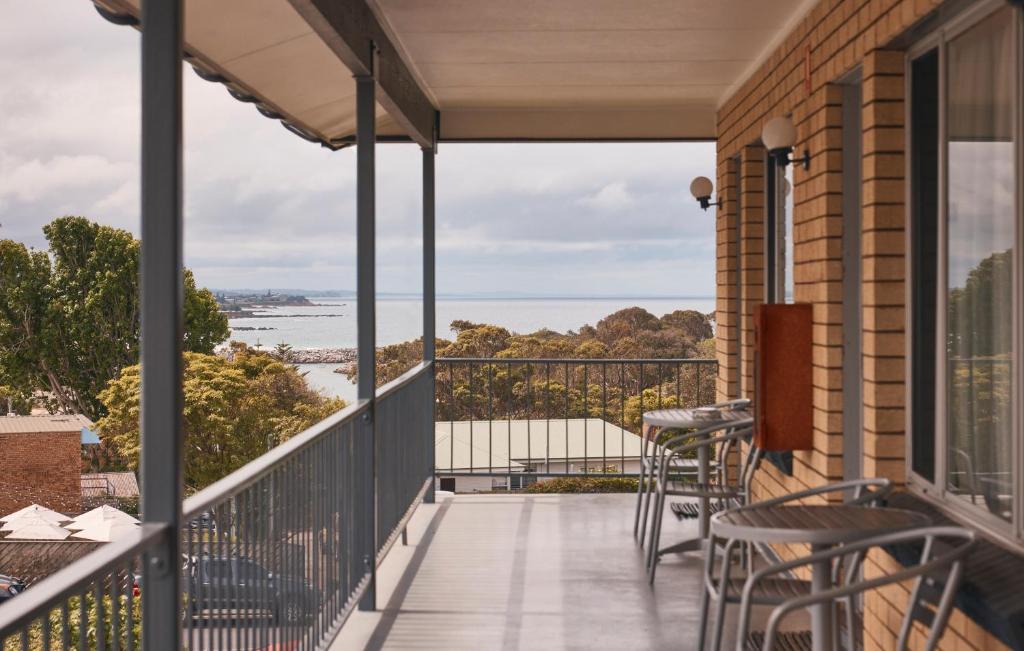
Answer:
[0,1,717,297]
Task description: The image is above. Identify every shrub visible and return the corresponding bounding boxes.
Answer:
[524,476,638,494]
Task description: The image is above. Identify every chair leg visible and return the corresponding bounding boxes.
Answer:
[638,469,655,549]
[645,485,662,570]
[647,489,666,583]
[710,540,737,651]
[697,537,717,651]
[633,461,647,540]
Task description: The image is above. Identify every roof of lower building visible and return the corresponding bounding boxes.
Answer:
[80,472,140,498]
[0,414,94,435]
[435,418,643,472]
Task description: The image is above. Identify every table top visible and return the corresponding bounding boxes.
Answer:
[642,407,751,429]
[711,504,930,545]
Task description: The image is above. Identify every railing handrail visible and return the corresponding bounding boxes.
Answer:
[183,398,370,519]
[0,523,166,636]
[437,357,717,364]
[376,360,433,401]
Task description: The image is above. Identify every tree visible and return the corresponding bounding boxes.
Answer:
[594,307,662,343]
[660,309,714,341]
[0,217,230,418]
[98,347,345,491]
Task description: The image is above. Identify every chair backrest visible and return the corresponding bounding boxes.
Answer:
[753,526,975,651]
[739,477,893,513]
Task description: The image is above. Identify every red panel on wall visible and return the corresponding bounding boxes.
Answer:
[754,303,813,451]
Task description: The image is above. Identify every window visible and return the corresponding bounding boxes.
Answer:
[908,3,1022,537]
[766,150,794,304]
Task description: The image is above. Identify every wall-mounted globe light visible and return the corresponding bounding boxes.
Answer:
[690,176,722,211]
[761,116,810,170]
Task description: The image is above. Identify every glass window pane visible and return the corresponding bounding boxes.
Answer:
[944,8,1016,522]
[783,164,794,303]
[910,48,939,482]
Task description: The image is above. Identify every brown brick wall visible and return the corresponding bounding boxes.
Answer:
[861,49,908,484]
[0,432,82,516]
[713,0,1010,648]
[737,146,764,401]
[715,156,741,400]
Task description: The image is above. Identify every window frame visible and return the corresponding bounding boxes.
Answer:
[905,0,1024,545]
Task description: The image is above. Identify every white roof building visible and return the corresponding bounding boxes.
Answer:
[435,418,644,473]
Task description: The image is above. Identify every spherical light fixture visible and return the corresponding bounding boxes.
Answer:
[689,176,721,211]
[760,116,810,170]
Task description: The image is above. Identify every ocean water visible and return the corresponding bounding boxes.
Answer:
[228,297,715,402]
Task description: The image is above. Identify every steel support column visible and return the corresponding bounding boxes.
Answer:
[139,0,184,646]
[422,146,436,503]
[355,73,377,611]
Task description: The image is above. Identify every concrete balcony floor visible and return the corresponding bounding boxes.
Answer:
[334,493,806,650]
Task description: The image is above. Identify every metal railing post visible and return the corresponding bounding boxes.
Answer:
[139,0,184,645]
[355,71,377,611]
[423,145,437,503]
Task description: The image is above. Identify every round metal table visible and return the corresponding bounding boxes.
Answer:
[640,407,751,547]
[712,504,930,651]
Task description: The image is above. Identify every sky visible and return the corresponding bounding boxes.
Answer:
[0,1,718,298]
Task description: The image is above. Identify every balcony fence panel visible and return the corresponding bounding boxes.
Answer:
[434,358,717,483]
[375,363,436,564]
[0,363,436,650]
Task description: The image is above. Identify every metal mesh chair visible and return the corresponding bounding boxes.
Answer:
[646,417,758,583]
[634,399,750,548]
[697,478,893,650]
[736,526,976,651]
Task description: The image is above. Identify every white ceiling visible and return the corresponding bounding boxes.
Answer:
[372,0,813,139]
[94,0,813,143]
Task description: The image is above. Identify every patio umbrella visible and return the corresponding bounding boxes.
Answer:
[1,514,69,532]
[70,521,139,542]
[0,504,69,524]
[3,522,71,540]
[66,505,140,531]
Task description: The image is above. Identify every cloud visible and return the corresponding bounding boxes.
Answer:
[1,1,718,298]
[576,181,633,211]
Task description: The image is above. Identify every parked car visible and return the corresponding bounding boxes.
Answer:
[183,555,314,624]
[0,575,27,604]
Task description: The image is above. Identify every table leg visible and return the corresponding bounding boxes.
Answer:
[810,545,832,651]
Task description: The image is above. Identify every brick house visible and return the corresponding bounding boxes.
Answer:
[714,0,1023,648]
[0,415,90,516]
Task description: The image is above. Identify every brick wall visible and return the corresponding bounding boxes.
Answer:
[0,432,82,516]
[715,156,741,401]
[713,0,1011,648]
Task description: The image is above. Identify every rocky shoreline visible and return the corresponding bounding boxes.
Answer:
[288,347,357,364]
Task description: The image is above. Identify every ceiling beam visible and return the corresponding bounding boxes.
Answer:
[289,0,437,148]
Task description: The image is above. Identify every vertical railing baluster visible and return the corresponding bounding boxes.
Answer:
[469,362,475,474]
[582,363,588,474]
[564,362,570,475]
[621,362,626,474]
[526,362,532,479]
[545,363,551,473]
[602,363,607,474]
[508,361,513,487]
[449,362,455,475]
[488,363,494,476]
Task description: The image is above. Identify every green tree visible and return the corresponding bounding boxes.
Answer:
[0,217,230,418]
[98,347,345,491]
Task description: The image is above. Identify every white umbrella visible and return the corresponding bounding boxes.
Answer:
[0,504,69,524]
[4,522,71,540]
[66,505,140,531]
[70,521,139,542]
[1,514,68,532]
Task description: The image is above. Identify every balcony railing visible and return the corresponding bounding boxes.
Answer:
[434,358,717,484]
[0,362,434,650]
